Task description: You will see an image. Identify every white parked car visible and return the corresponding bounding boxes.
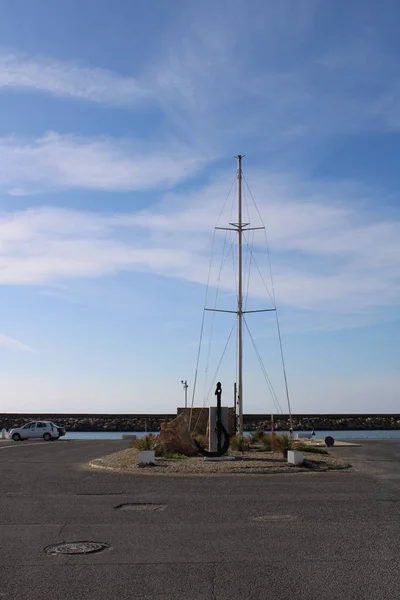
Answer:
[9,421,63,442]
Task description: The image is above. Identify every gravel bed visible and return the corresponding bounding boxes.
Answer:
[89,448,350,477]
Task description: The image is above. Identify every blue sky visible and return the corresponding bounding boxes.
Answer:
[0,0,399,415]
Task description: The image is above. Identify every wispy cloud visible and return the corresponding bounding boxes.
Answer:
[126,171,400,317]
[0,170,399,331]
[1,2,398,148]
[0,132,204,195]
[0,52,147,106]
[0,333,33,352]
[147,1,400,153]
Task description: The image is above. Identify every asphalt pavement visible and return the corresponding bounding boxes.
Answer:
[0,437,399,600]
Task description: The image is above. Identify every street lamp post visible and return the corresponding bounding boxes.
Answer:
[181,380,188,408]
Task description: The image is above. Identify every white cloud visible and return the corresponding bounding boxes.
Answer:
[0,205,196,284]
[0,170,399,330]
[0,333,33,352]
[0,52,147,105]
[0,132,204,195]
[0,5,398,169]
[146,2,400,154]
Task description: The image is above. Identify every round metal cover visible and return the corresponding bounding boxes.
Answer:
[252,515,296,522]
[44,541,110,555]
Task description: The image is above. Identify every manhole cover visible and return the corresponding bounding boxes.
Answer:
[44,541,110,555]
[252,515,296,523]
[115,503,166,512]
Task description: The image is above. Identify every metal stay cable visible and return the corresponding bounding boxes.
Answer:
[243,316,284,414]
[202,229,228,405]
[193,319,236,431]
[243,173,293,429]
[242,184,254,312]
[205,320,236,405]
[243,230,255,311]
[203,176,238,405]
[189,175,237,431]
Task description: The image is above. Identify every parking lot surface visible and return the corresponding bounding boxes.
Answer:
[1,438,399,599]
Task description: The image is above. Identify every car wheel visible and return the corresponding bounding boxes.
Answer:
[12,433,21,442]
[43,433,51,441]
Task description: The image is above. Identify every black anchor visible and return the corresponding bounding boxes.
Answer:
[193,382,230,457]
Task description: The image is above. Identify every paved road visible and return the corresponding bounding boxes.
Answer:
[0,438,399,600]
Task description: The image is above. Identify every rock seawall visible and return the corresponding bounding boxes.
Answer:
[0,412,399,432]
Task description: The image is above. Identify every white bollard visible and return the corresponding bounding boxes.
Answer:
[1,429,8,440]
[287,450,304,465]
[138,450,155,464]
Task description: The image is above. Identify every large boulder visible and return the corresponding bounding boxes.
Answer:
[155,410,206,456]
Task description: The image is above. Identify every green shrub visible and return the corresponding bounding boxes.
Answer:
[274,433,294,458]
[154,444,165,457]
[296,443,328,455]
[270,432,280,452]
[134,434,157,450]
[249,429,265,443]
[230,435,250,452]
[164,453,188,460]
[261,434,272,451]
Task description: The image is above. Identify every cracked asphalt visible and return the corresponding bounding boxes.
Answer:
[0,437,399,599]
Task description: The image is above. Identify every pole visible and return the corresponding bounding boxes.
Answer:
[233,382,237,433]
[181,380,188,409]
[215,382,222,452]
[237,155,244,435]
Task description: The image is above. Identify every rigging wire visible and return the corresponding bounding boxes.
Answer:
[203,225,237,403]
[229,230,238,296]
[190,165,293,432]
[202,229,228,404]
[205,319,235,404]
[242,184,253,312]
[192,319,236,431]
[201,178,237,421]
[203,177,239,403]
[243,316,284,414]
[243,230,255,311]
[189,174,237,431]
[243,236,274,306]
[242,173,293,429]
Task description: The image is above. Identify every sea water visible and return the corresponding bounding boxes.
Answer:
[64,429,400,440]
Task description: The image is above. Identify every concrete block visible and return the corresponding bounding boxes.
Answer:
[138,450,155,464]
[287,450,304,465]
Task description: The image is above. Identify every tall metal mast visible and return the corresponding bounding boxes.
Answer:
[209,155,275,436]
[237,155,244,435]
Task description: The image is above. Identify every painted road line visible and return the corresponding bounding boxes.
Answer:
[0,442,50,451]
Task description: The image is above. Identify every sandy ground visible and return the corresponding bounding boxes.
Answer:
[89,446,350,476]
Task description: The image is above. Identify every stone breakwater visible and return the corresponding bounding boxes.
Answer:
[0,413,172,432]
[0,412,399,432]
[245,414,400,431]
